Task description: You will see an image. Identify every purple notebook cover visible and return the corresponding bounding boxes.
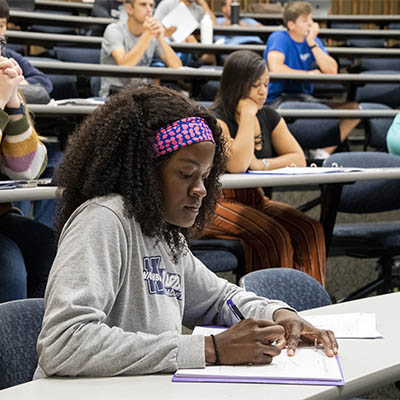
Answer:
[173,355,344,386]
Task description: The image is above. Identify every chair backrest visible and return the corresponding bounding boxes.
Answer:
[8,0,34,11]
[359,102,394,150]
[54,47,101,64]
[323,152,400,213]
[239,268,331,311]
[0,298,44,390]
[239,268,332,311]
[25,56,79,100]
[360,58,400,72]
[278,101,340,149]
[190,238,245,276]
[355,71,400,108]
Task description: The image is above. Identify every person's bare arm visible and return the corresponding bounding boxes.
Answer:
[267,50,320,74]
[196,0,217,25]
[112,33,154,66]
[155,21,182,68]
[306,23,337,74]
[220,98,259,173]
[111,18,159,66]
[249,118,306,171]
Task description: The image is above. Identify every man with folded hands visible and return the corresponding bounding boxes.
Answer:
[99,0,182,97]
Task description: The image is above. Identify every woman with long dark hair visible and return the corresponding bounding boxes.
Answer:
[204,50,326,284]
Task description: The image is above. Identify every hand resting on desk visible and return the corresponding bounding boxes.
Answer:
[273,308,338,357]
[205,310,338,366]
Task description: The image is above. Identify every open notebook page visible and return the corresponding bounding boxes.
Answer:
[174,326,344,385]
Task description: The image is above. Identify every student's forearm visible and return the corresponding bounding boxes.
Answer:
[269,63,314,74]
[227,113,256,172]
[1,113,47,179]
[263,153,306,170]
[159,40,183,69]
[312,48,338,74]
[199,0,217,24]
[117,33,153,66]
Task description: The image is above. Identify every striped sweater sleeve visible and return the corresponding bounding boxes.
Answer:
[0,109,47,180]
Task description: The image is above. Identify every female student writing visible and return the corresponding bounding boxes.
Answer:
[204,50,326,285]
[35,84,337,378]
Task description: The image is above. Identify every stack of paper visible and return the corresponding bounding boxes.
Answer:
[173,326,344,386]
[303,313,383,339]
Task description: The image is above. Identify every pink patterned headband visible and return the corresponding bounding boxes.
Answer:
[153,117,215,157]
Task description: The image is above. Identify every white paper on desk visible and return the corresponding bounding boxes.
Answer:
[247,167,365,175]
[161,3,199,43]
[303,313,383,338]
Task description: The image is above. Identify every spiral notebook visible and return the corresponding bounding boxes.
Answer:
[173,326,344,386]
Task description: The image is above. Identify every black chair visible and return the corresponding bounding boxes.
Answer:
[354,71,400,109]
[54,47,101,98]
[190,239,245,282]
[278,101,341,150]
[0,298,44,389]
[239,268,332,311]
[324,152,400,301]
[329,22,387,48]
[28,10,77,35]
[359,58,400,73]
[359,103,394,151]
[54,47,101,64]
[25,56,79,100]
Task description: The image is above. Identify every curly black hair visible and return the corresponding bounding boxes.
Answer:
[56,84,227,261]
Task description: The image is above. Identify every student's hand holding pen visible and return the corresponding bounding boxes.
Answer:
[273,308,338,358]
[205,318,285,365]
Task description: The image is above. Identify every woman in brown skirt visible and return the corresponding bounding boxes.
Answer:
[203,50,326,285]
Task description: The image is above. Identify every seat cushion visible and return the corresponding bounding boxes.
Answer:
[192,250,238,273]
[278,101,340,149]
[190,238,244,273]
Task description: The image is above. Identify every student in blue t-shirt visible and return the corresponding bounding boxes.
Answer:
[264,1,360,158]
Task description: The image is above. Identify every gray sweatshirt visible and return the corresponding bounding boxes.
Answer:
[35,194,291,378]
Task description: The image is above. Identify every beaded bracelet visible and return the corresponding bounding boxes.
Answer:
[210,334,220,365]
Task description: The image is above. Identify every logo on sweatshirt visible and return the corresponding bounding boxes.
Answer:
[143,256,182,300]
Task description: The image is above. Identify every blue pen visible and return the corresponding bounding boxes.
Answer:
[227,298,245,321]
